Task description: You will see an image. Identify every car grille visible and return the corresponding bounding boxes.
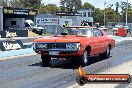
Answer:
[47,43,66,49]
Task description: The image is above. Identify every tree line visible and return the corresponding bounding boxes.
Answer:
[0,0,132,25]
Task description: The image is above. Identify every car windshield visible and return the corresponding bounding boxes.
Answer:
[56,28,92,37]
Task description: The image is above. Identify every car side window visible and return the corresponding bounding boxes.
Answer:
[93,28,102,37]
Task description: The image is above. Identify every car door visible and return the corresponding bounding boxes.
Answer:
[89,28,100,55]
[91,28,105,55]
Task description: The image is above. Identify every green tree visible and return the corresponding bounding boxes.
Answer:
[93,8,104,25]
[120,1,131,22]
[82,2,95,9]
[127,8,132,22]
[0,0,8,6]
[9,0,21,8]
[60,0,82,12]
[29,0,41,9]
[9,0,41,9]
[105,7,117,23]
[39,4,59,14]
[93,7,117,26]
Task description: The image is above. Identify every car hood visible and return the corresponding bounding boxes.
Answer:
[33,35,87,43]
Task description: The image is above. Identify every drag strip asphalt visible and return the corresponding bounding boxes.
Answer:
[0,41,132,88]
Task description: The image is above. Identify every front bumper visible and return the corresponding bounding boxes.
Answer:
[33,42,84,56]
[34,49,84,57]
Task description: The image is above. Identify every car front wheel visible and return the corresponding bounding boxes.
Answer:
[80,50,89,66]
[41,55,51,66]
[100,46,111,59]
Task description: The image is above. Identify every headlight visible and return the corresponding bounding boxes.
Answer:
[66,43,80,50]
[33,43,47,49]
[36,43,47,49]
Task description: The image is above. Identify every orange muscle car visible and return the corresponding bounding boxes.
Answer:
[33,26,115,66]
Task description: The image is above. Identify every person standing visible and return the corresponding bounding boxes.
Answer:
[63,20,69,27]
[63,20,69,33]
[81,20,89,26]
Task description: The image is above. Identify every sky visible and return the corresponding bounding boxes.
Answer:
[42,0,132,10]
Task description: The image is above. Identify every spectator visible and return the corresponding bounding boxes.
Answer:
[63,20,69,28]
[81,20,89,26]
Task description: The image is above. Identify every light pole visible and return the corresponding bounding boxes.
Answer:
[126,0,128,27]
[104,1,106,27]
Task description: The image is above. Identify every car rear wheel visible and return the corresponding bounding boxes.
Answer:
[100,46,111,59]
[80,50,89,66]
[38,32,43,35]
[41,55,51,66]
[105,46,111,58]
[32,29,38,34]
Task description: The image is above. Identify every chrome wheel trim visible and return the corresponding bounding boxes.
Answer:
[107,47,110,57]
[83,50,88,64]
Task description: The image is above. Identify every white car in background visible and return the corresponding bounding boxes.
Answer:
[25,20,46,35]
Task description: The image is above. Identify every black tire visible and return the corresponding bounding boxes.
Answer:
[80,49,89,66]
[38,32,43,35]
[32,29,38,34]
[41,55,51,66]
[43,29,46,34]
[100,46,111,59]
